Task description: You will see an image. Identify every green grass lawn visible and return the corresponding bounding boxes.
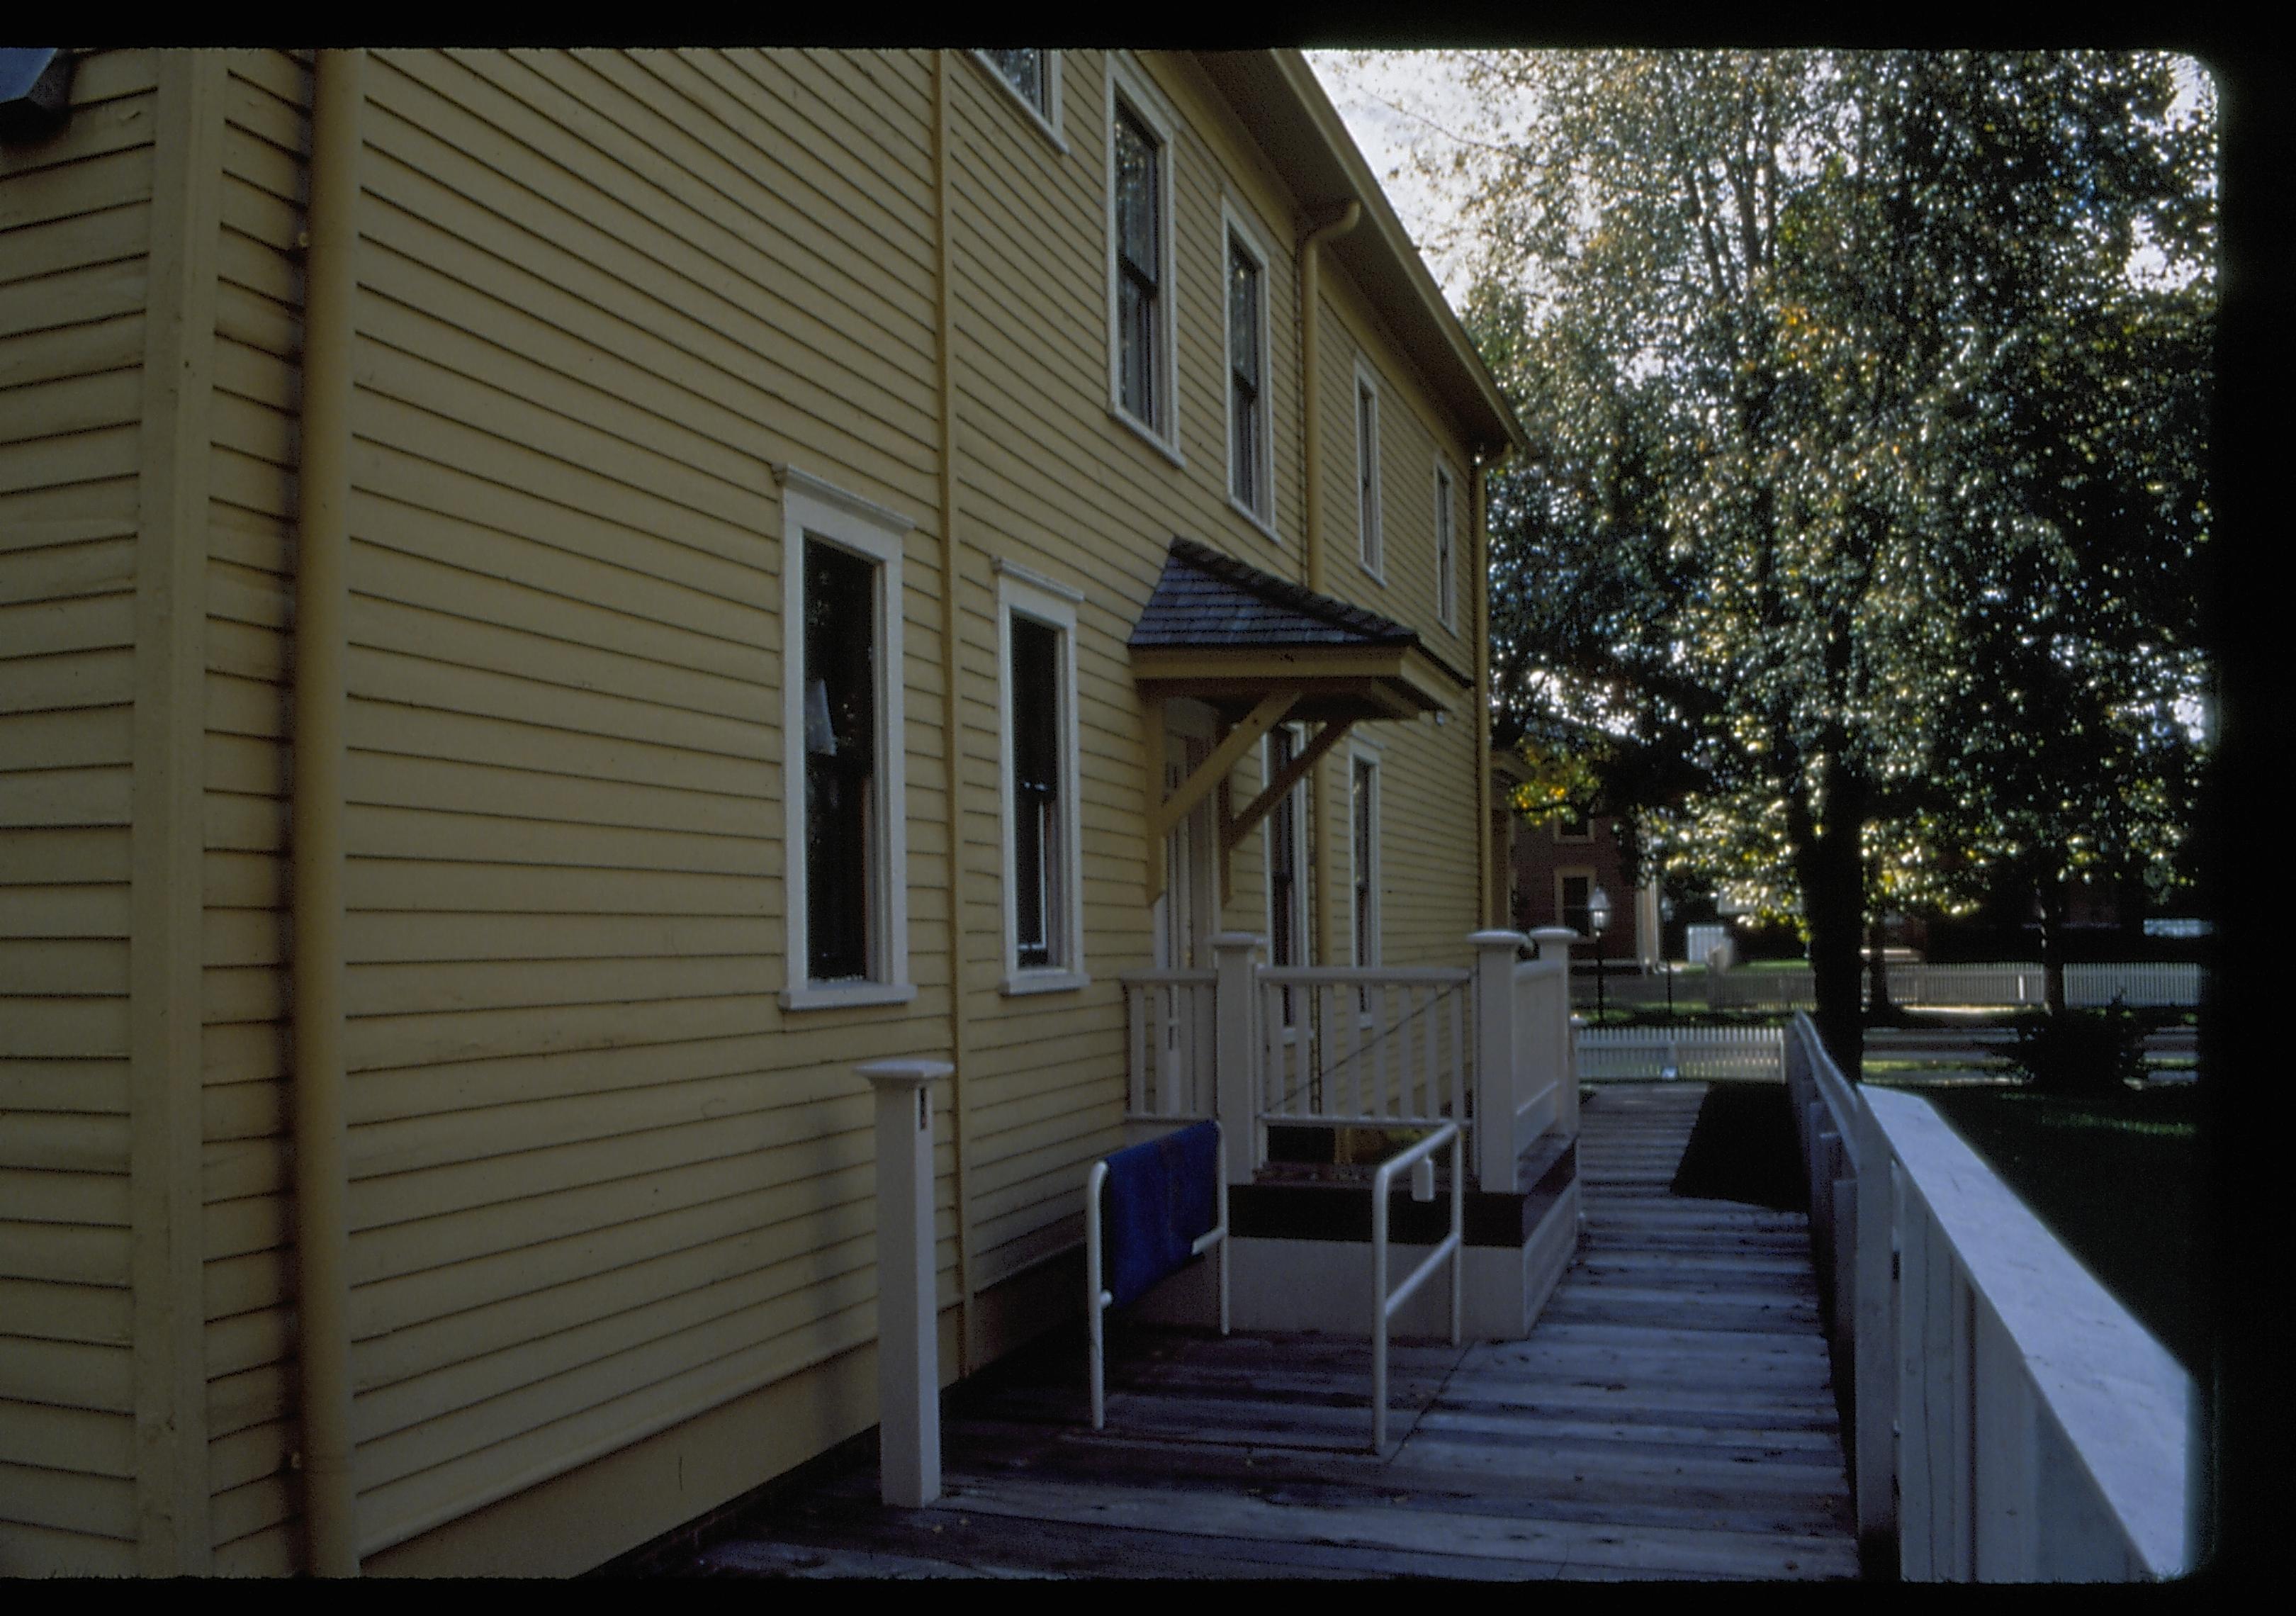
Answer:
[1899,1082,2208,1378]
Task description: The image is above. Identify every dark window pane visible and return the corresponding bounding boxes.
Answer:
[1115,106,1161,427]
[1229,245,1261,510]
[984,49,1045,111]
[1011,617,1062,969]
[1353,759,1375,967]
[805,539,876,982]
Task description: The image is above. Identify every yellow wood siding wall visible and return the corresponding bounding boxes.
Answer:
[4,47,1493,1575]
[0,49,162,1576]
[199,48,310,1575]
[332,48,957,1560]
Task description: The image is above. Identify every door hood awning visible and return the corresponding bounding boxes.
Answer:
[1128,537,1468,722]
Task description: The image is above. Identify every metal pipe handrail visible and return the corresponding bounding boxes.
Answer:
[1370,1121,1463,1452]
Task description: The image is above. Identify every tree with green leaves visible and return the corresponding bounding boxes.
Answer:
[1433,50,2212,1066]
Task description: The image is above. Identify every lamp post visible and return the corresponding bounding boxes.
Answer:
[1589,885,1612,1025]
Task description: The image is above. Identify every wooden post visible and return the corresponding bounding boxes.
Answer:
[1529,928,1577,1137]
[1470,931,1524,1189]
[1212,933,1263,1185]
[857,1058,952,1508]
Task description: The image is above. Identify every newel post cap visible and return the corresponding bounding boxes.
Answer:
[855,1059,953,1091]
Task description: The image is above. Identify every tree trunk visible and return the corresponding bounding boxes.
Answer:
[1791,756,1871,1073]
[1867,908,1895,1026]
[2038,876,2069,1016]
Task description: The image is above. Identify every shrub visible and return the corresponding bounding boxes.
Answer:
[2006,997,2149,1094]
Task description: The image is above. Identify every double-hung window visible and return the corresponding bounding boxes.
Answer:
[1434,461,1457,629]
[1354,361,1383,578]
[777,469,913,1009]
[1106,57,1178,459]
[998,563,1087,992]
[1223,206,1275,533]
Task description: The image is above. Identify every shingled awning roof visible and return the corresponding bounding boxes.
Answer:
[1129,537,1468,722]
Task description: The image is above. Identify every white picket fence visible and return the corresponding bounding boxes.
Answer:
[1581,961,2203,1011]
[1575,1025,1784,1082]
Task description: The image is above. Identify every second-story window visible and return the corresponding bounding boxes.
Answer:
[1227,233,1268,522]
[1356,369,1383,577]
[1434,462,1456,628]
[984,50,1049,115]
[1114,106,1164,430]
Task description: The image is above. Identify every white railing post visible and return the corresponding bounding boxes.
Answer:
[855,1057,952,1509]
[1212,932,1264,1184]
[1470,929,1524,1189]
[1855,1088,1898,1571]
[1529,928,1577,1135]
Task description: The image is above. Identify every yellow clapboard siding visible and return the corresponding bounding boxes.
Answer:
[204,849,284,910]
[0,997,129,1059]
[208,1415,291,1499]
[346,1129,873,1337]
[349,593,767,738]
[349,1160,872,1392]
[210,333,299,422]
[204,731,287,797]
[349,1213,877,1453]
[223,60,310,169]
[344,753,762,843]
[0,254,147,347]
[349,490,770,670]
[0,1332,131,1405]
[345,807,765,883]
[205,1251,288,1327]
[201,1137,286,1208]
[206,669,288,740]
[344,909,767,967]
[0,200,147,291]
[206,618,288,689]
[212,254,298,357]
[0,649,133,717]
[0,1513,138,1574]
[342,701,772,805]
[203,908,284,969]
[0,1169,129,1227]
[0,1279,129,1346]
[0,1461,135,1539]
[0,422,140,503]
[203,792,286,855]
[0,1221,128,1285]
[206,1359,288,1444]
[217,164,301,258]
[0,936,123,996]
[0,1060,128,1116]
[201,1079,286,1143]
[0,124,152,229]
[208,1471,292,1558]
[340,856,767,922]
[0,704,134,772]
[0,372,142,456]
[0,885,130,942]
[0,318,144,403]
[344,951,769,1021]
[205,1306,289,1383]
[0,1394,134,1474]
[211,1520,296,1576]
[203,962,285,1026]
[350,1253,877,1497]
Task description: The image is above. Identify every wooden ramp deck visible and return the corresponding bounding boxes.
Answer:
[680,1083,1857,1581]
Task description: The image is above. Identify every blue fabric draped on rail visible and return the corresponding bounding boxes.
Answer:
[1099,1120,1220,1308]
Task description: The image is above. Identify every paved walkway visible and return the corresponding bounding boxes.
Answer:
[673,1082,1857,1580]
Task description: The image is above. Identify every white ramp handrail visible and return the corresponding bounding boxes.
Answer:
[1369,1121,1463,1453]
[1784,1014,2198,1581]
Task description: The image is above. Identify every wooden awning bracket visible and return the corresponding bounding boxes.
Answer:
[1144,690,1297,904]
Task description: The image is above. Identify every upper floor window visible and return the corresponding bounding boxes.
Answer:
[974,50,1065,149]
[1225,211,1274,532]
[777,469,916,1010]
[1105,58,1179,460]
[1434,461,1456,629]
[998,564,1088,992]
[1355,364,1383,578]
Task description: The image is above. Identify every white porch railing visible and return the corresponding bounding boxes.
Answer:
[1785,1013,2199,1581]
[1256,965,1470,1130]
[1120,969,1216,1119]
[1119,929,1580,1190]
[1580,960,2204,1011]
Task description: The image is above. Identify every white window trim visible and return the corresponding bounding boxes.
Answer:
[1348,741,1383,970]
[1433,455,1458,631]
[775,468,916,1011]
[1220,197,1278,544]
[969,50,1067,154]
[1105,52,1183,467]
[1353,356,1384,583]
[997,566,1089,996]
